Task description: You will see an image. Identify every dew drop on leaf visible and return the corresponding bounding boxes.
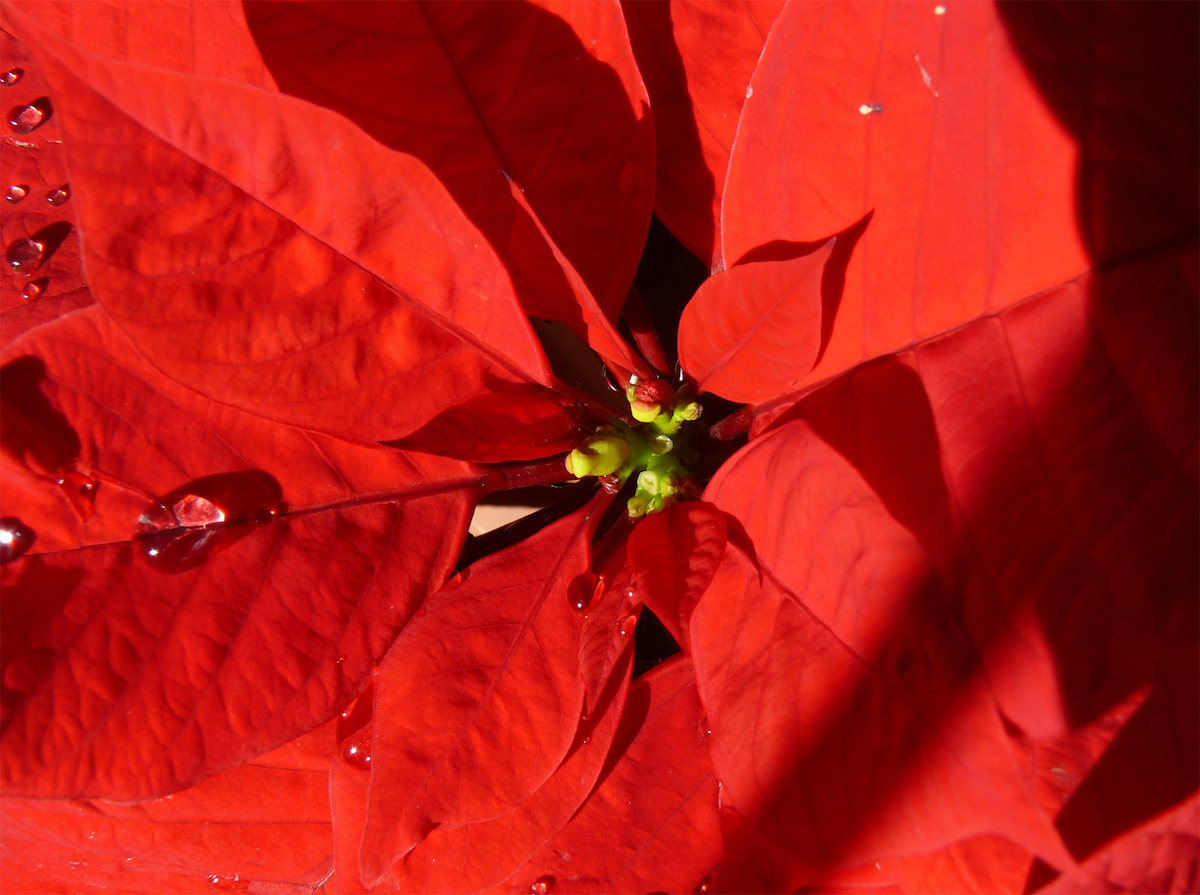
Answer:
[45,184,69,206]
[5,184,27,203]
[340,726,372,769]
[21,278,47,301]
[619,613,638,637]
[567,571,603,613]
[55,469,98,521]
[7,98,50,133]
[0,516,35,564]
[530,875,556,895]
[0,68,23,87]
[6,237,45,274]
[207,874,250,891]
[693,876,712,894]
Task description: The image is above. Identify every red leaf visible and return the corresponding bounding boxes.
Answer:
[494,655,721,895]
[244,0,654,322]
[389,643,634,894]
[678,238,833,403]
[359,495,610,881]
[627,499,726,653]
[623,0,784,267]
[698,427,1072,890]
[719,0,1096,399]
[8,10,559,445]
[1,488,470,800]
[1,720,337,893]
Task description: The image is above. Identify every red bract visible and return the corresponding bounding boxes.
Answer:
[2,1,1196,893]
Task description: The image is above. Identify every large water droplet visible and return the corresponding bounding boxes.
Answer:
[6,237,45,274]
[341,726,372,769]
[56,469,99,521]
[337,682,374,742]
[22,278,47,301]
[8,97,51,134]
[0,516,35,564]
[1,69,24,87]
[567,571,603,613]
[5,184,28,203]
[46,184,70,206]
[530,875,556,895]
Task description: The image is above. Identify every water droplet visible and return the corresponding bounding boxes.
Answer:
[858,102,884,116]
[693,876,712,894]
[55,470,98,521]
[0,516,35,564]
[46,184,69,205]
[8,98,51,134]
[602,365,624,393]
[530,875,556,895]
[21,277,47,301]
[207,875,250,891]
[341,726,372,769]
[337,682,374,743]
[135,472,283,537]
[619,613,638,637]
[745,86,754,99]
[617,160,635,194]
[567,571,603,613]
[6,237,45,274]
[5,184,28,203]
[1,69,24,87]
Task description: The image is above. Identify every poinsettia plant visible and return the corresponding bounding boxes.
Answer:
[1,1,1196,893]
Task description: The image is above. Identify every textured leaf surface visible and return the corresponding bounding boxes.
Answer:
[623,0,783,266]
[10,10,560,445]
[245,0,654,323]
[0,720,336,894]
[359,496,610,881]
[494,655,721,895]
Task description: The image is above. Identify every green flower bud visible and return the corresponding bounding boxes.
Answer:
[566,435,630,478]
[648,434,673,454]
[630,399,662,423]
[673,401,702,422]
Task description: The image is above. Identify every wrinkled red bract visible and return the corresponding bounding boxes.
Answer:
[1,0,1197,892]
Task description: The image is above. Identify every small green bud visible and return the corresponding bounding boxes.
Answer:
[673,401,702,422]
[566,435,630,477]
[627,493,653,518]
[636,469,659,494]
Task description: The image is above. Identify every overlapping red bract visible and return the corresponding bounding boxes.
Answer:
[1,1,1196,893]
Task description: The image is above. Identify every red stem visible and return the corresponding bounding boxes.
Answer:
[622,284,673,377]
[479,456,579,494]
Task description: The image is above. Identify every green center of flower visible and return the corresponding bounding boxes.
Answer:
[564,377,703,517]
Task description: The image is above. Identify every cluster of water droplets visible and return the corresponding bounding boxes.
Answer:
[3,64,69,301]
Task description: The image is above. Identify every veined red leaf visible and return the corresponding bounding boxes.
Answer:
[359,494,610,881]
[493,655,721,895]
[6,0,276,85]
[719,0,1096,398]
[1,306,482,554]
[388,644,634,895]
[622,0,784,267]
[626,499,726,653]
[0,720,337,894]
[8,10,560,446]
[244,0,654,323]
[698,427,1072,890]
[1,487,470,800]
[678,238,833,403]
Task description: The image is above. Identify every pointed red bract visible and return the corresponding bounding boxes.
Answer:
[718,0,1092,399]
[678,238,833,403]
[359,495,610,881]
[496,655,721,895]
[1,720,337,893]
[623,0,784,267]
[626,499,726,653]
[244,0,654,322]
[9,11,562,446]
